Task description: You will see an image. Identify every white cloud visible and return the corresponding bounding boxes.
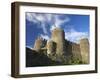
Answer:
[50,15,70,31]
[26,13,48,34]
[26,13,70,34]
[65,29,89,43]
[26,13,45,22]
[26,13,89,43]
[54,15,70,27]
[26,13,38,23]
[40,34,50,40]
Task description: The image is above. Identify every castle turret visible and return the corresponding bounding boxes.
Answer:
[33,37,43,52]
[47,40,56,56]
[51,27,66,56]
[80,38,89,64]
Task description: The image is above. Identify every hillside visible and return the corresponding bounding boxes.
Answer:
[26,47,60,67]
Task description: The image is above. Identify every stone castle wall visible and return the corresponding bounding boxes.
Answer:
[33,27,89,64]
[51,27,66,57]
[72,43,81,61]
[65,40,82,61]
[80,38,89,63]
[47,40,56,56]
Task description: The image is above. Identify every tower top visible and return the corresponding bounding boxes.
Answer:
[51,26,63,32]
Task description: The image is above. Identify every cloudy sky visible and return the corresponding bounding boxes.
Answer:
[26,12,89,48]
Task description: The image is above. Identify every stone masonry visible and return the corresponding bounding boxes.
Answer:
[33,27,89,64]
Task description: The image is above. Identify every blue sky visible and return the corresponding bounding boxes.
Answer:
[26,12,89,48]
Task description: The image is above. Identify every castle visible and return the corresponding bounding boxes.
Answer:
[33,27,89,64]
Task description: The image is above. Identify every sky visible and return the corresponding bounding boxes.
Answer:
[26,12,90,48]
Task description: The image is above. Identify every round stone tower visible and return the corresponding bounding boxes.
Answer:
[47,40,56,56]
[33,37,43,52]
[51,27,66,56]
[80,38,89,64]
